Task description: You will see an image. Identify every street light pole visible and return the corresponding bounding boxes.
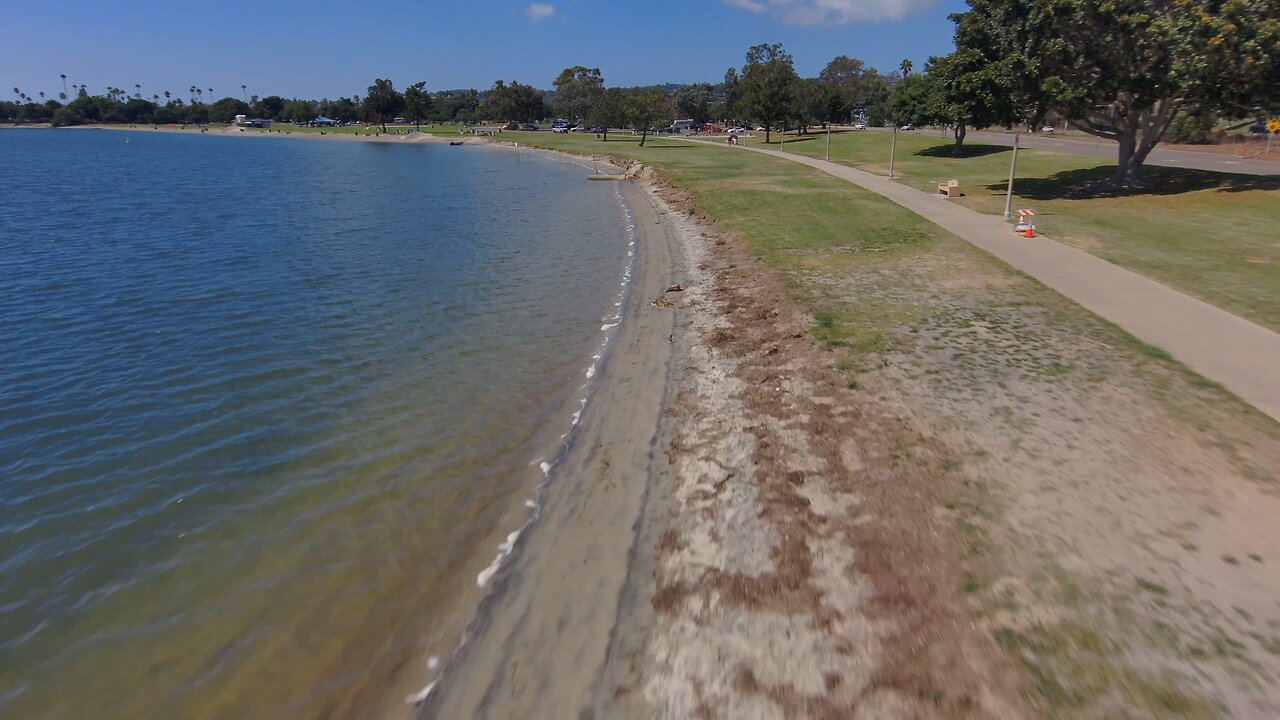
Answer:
[1003,131,1021,219]
[889,126,898,178]
[825,123,831,161]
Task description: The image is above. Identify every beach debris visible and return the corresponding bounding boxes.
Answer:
[651,296,675,308]
[665,283,684,293]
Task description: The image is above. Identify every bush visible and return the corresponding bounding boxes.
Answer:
[1165,111,1213,144]
[51,107,85,127]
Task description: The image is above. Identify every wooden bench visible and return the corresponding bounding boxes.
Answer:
[938,179,961,198]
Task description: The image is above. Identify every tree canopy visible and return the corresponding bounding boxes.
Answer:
[738,43,799,142]
[403,81,431,128]
[590,87,628,140]
[625,86,670,146]
[479,80,546,123]
[953,0,1280,186]
[553,66,604,123]
[361,78,404,131]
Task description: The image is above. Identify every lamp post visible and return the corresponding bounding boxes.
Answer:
[889,125,898,178]
[1003,131,1021,219]
[825,122,831,161]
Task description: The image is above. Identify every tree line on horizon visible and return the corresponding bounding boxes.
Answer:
[7,0,1275,186]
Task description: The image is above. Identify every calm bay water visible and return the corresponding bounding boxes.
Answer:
[0,129,633,718]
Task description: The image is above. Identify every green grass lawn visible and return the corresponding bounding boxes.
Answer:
[774,129,1280,333]
[514,132,954,270]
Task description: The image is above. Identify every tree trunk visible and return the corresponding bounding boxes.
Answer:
[640,129,647,147]
[1111,125,1140,186]
[602,128,608,141]
[952,123,967,156]
[764,125,771,143]
[1073,96,1178,188]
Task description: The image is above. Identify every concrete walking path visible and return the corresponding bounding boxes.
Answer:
[685,138,1280,423]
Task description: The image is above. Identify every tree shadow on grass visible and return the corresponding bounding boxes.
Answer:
[989,165,1280,200]
[915,143,1011,158]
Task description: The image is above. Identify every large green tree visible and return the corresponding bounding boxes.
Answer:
[209,97,250,124]
[738,43,800,143]
[403,81,432,129]
[818,55,867,122]
[362,78,404,131]
[721,67,741,120]
[791,80,834,134]
[954,0,1280,187]
[889,72,934,127]
[921,49,1018,154]
[590,87,628,140]
[479,80,545,123]
[673,83,714,124]
[256,95,286,120]
[626,86,670,147]
[552,66,604,123]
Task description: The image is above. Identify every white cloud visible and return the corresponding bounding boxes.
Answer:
[722,0,936,25]
[525,3,556,22]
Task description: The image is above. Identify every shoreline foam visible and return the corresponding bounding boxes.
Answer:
[384,155,647,715]
[418,174,688,718]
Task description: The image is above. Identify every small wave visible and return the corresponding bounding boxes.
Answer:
[405,681,435,705]
[475,530,521,588]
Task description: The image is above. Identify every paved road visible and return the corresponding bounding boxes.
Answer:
[682,137,1280,423]
[882,127,1279,176]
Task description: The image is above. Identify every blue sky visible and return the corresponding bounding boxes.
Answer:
[5,0,968,101]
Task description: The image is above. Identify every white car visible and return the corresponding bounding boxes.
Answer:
[1041,126,1055,134]
[854,123,867,130]
[552,125,569,133]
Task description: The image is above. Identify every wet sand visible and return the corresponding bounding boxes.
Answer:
[417,178,686,716]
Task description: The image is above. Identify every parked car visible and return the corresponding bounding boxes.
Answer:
[520,123,538,131]
[900,124,915,131]
[587,126,606,133]
[1041,126,1055,134]
[552,125,569,133]
[853,123,867,130]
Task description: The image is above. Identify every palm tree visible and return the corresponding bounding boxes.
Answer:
[135,83,141,99]
[78,84,86,97]
[189,85,197,104]
[164,90,171,105]
[900,59,913,77]
[241,84,247,103]
[196,88,203,105]
[207,87,213,101]
[39,91,45,101]
[60,74,68,98]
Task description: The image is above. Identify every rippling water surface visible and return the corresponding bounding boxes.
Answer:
[0,129,632,718]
